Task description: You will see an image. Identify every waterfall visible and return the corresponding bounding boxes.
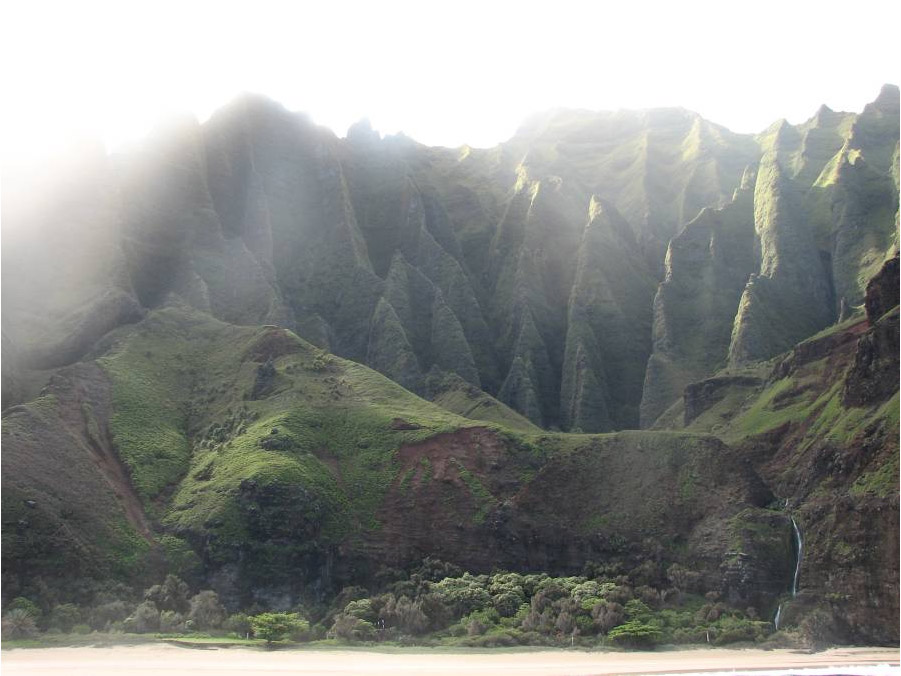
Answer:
[790,516,802,596]
[774,515,803,630]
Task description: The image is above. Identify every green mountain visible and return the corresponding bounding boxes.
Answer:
[1,86,897,644]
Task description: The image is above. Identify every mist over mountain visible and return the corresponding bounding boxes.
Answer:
[2,86,898,645]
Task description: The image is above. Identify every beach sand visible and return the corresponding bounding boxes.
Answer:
[1,644,898,675]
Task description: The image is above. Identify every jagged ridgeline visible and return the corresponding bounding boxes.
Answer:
[3,87,898,430]
[1,86,898,644]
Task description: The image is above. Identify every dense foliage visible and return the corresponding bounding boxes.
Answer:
[1,564,781,648]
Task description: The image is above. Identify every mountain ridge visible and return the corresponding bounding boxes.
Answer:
[2,87,897,644]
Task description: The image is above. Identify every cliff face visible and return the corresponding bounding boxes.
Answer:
[641,86,899,426]
[656,254,900,643]
[2,89,898,643]
[1,304,792,620]
[4,90,896,429]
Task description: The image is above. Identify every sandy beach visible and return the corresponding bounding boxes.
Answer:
[1,645,898,676]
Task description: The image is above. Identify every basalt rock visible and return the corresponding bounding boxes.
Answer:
[864,253,899,323]
[843,307,900,406]
[683,376,763,425]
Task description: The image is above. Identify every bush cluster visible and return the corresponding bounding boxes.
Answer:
[321,562,773,647]
[1,562,775,648]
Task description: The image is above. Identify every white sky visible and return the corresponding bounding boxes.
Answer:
[1,0,899,166]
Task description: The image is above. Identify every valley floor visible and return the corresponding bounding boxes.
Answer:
[1,645,898,676]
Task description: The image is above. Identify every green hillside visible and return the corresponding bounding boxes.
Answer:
[1,88,897,645]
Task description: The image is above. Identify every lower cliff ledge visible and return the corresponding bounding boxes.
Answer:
[684,376,763,425]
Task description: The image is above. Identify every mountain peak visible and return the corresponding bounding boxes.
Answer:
[870,83,900,113]
[346,118,380,145]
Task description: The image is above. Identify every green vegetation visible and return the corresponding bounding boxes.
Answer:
[2,88,898,650]
[1,566,778,649]
[99,314,194,503]
[427,372,540,432]
[450,459,496,524]
[250,612,308,644]
[850,451,899,498]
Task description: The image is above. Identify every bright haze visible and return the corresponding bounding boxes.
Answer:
[1,0,899,167]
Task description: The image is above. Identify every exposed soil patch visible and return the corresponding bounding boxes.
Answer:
[365,427,515,569]
[47,363,153,540]
[243,326,302,363]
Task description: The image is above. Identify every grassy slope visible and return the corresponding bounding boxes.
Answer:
[94,303,477,530]
[426,372,540,433]
[5,301,776,601]
[1,374,152,591]
[672,314,887,448]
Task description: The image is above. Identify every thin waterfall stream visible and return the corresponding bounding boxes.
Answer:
[774,515,803,630]
[790,516,803,595]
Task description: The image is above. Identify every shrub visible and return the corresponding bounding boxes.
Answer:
[225,613,253,638]
[417,592,452,631]
[188,591,226,630]
[463,607,499,636]
[343,598,377,623]
[492,591,524,617]
[250,612,306,644]
[591,601,624,634]
[332,613,375,641]
[432,575,492,617]
[555,610,576,635]
[127,601,160,633]
[89,600,132,630]
[71,624,92,635]
[2,609,38,638]
[635,586,662,608]
[415,557,462,582]
[381,595,428,635]
[159,610,185,633]
[49,604,81,633]
[310,351,334,372]
[666,563,701,593]
[520,606,555,635]
[468,629,520,647]
[608,619,662,647]
[143,575,190,614]
[712,616,770,645]
[5,597,41,620]
[624,599,653,620]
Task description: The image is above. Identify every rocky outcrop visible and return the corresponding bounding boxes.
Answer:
[771,320,868,380]
[683,376,763,425]
[840,254,900,406]
[864,253,899,322]
[642,87,899,423]
[843,307,899,406]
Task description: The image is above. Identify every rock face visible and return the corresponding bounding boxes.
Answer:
[4,89,897,430]
[863,253,899,323]
[641,173,758,426]
[559,198,656,432]
[843,253,900,406]
[1,88,898,643]
[683,376,763,425]
[665,295,898,644]
[642,87,899,426]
